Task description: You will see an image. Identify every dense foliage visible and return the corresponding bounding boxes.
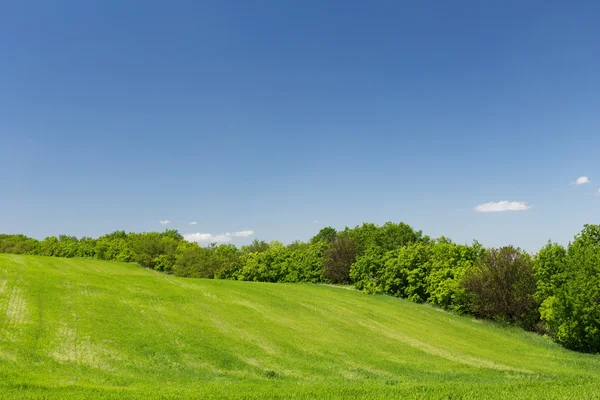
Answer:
[1,222,600,353]
[537,225,600,352]
[462,246,538,329]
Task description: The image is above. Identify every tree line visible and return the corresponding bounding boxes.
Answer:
[1,222,599,353]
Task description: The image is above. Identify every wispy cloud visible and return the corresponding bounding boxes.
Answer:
[184,230,254,243]
[189,221,198,225]
[159,220,171,225]
[474,201,531,213]
[575,176,590,185]
[313,220,319,224]
[233,230,254,237]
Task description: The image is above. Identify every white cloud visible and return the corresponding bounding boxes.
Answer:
[575,176,590,185]
[159,220,171,225]
[184,230,254,243]
[474,201,531,213]
[313,220,319,224]
[233,230,254,237]
[189,221,198,225]
[212,234,232,242]
[184,233,216,242]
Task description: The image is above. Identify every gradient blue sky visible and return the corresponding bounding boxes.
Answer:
[1,1,599,251]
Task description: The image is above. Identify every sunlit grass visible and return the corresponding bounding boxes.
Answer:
[0,254,598,399]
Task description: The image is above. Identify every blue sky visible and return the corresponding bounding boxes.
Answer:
[1,1,599,251]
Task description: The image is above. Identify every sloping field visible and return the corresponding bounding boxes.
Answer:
[0,254,598,399]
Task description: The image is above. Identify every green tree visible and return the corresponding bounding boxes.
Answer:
[285,241,325,283]
[534,241,567,305]
[541,225,600,352]
[238,242,288,282]
[323,235,357,284]
[426,240,481,313]
[380,242,431,302]
[241,239,270,254]
[350,247,387,293]
[0,234,39,255]
[310,227,337,244]
[462,246,538,329]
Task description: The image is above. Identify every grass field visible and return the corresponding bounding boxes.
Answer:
[0,254,599,399]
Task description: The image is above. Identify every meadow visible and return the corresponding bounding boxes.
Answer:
[1,254,599,399]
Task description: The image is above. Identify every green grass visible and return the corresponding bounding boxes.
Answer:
[0,254,598,399]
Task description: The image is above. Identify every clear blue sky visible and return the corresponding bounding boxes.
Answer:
[1,1,599,251]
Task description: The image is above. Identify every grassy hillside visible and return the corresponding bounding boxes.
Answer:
[0,254,598,399]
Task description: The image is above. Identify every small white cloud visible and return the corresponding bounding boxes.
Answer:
[313,220,319,224]
[184,233,230,243]
[184,233,214,241]
[233,230,254,237]
[474,201,531,213]
[159,220,171,225]
[575,176,590,185]
[189,221,198,225]
[184,229,254,243]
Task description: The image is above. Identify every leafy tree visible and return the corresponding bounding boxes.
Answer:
[462,246,538,329]
[76,237,97,258]
[380,242,431,302]
[241,239,270,254]
[350,247,387,293]
[284,241,325,283]
[172,242,203,277]
[323,235,357,284]
[345,222,422,256]
[541,225,600,352]
[38,236,60,257]
[153,254,173,272]
[378,222,424,253]
[534,241,567,333]
[238,242,288,282]
[310,227,337,244]
[131,232,179,270]
[212,244,243,279]
[426,240,482,313]
[172,242,240,278]
[95,237,135,262]
[53,235,80,258]
[0,234,39,254]
[161,229,184,241]
[534,241,567,305]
